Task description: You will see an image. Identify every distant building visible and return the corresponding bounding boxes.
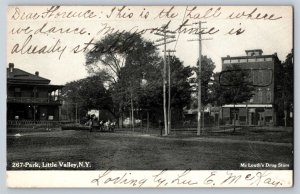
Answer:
[7,63,63,121]
[221,49,280,126]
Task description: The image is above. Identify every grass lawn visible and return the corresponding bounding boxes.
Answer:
[7,127,293,170]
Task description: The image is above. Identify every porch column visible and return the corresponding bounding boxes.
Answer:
[246,104,248,125]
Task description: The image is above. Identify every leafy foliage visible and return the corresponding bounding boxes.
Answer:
[61,72,114,120]
[189,55,216,107]
[210,64,255,132]
[276,50,293,126]
[216,64,255,105]
[85,32,159,85]
[82,32,193,124]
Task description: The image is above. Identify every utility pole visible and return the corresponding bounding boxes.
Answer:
[166,49,176,134]
[188,21,212,136]
[154,29,176,136]
[197,22,203,136]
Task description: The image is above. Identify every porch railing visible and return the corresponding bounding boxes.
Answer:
[7,97,62,104]
[7,120,75,128]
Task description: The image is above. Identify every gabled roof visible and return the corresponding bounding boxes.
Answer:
[7,67,50,84]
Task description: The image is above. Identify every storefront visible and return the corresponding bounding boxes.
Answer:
[221,104,275,126]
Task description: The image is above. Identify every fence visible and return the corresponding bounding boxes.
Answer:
[7,120,75,129]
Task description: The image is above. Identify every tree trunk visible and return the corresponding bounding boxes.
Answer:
[130,82,135,132]
[147,111,149,132]
[129,109,132,130]
[218,108,220,129]
[131,95,134,132]
[202,109,205,132]
[284,110,287,127]
[118,107,122,129]
[284,100,288,127]
[140,108,143,128]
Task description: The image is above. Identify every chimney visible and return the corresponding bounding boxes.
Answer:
[9,63,14,73]
[35,71,39,76]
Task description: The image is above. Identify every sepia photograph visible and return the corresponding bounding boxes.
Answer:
[6,5,293,187]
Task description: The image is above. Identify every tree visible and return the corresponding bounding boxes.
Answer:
[110,58,162,129]
[85,32,159,85]
[61,72,114,122]
[190,55,216,128]
[277,50,293,126]
[215,64,255,132]
[168,56,193,122]
[116,55,193,128]
[85,32,161,127]
[198,56,216,106]
[84,32,193,129]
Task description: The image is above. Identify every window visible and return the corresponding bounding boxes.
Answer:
[257,58,265,62]
[267,69,272,85]
[266,88,272,103]
[223,60,230,64]
[265,58,273,62]
[14,87,21,97]
[258,88,263,103]
[258,70,264,84]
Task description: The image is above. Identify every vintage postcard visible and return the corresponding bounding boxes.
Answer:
[6,6,293,188]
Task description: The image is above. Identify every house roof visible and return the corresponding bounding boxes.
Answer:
[7,67,50,84]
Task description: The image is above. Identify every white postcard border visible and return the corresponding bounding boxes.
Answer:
[6,170,293,188]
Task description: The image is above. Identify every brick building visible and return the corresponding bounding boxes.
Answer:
[7,63,63,122]
[220,49,280,126]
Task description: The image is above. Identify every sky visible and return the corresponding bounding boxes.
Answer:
[7,6,293,85]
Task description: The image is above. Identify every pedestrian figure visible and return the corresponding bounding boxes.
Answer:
[88,115,94,132]
[91,117,99,132]
[99,120,103,131]
[104,121,109,131]
[111,121,116,132]
[89,118,93,132]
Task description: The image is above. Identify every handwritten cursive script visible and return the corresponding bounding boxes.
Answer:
[90,168,286,187]
[8,6,285,60]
